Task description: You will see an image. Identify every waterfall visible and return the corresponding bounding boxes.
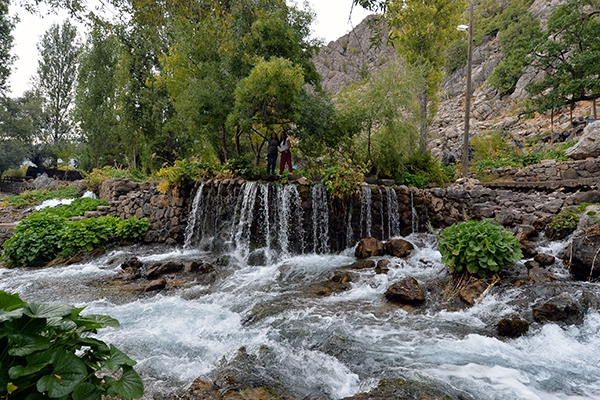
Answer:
[277,184,305,256]
[360,186,372,238]
[346,207,354,249]
[411,191,419,233]
[183,182,205,249]
[385,187,400,238]
[259,184,272,264]
[311,184,330,254]
[230,181,259,261]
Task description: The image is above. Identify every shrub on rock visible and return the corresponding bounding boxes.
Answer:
[438,219,523,278]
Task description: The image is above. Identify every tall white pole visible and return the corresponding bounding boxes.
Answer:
[462,0,474,178]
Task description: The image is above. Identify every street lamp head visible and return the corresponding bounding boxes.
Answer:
[457,25,469,32]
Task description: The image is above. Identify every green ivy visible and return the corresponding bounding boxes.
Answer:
[438,219,523,278]
[0,291,144,399]
[1,199,150,268]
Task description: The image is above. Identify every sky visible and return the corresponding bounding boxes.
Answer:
[7,0,372,98]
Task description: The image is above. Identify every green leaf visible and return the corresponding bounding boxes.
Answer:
[103,345,137,371]
[7,334,52,356]
[0,308,24,324]
[37,350,87,398]
[72,382,102,400]
[25,303,76,319]
[105,365,144,399]
[9,349,56,378]
[0,291,25,311]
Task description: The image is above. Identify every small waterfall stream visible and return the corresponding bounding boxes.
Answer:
[360,186,372,238]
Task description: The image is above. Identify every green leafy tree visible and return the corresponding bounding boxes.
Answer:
[0,0,16,96]
[0,97,32,177]
[36,20,81,164]
[229,57,305,166]
[526,0,600,116]
[74,25,121,170]
[334,59,421,177]
[354,0,465,151]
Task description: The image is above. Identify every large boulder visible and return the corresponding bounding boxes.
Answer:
[385,276,426,306]
[146,261,185,279]
[565,225,600,280]
[385,238,414,258]
[355,237,385,259]
[565,120,600,160]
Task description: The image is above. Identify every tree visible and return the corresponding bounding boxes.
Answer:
[37,19,81,164]
[334,59,422,179]
[354,0,465,151]
[0,96,35,177]
[0,0,16,96]
[74,25,121,170]
[526,0,600,117]
[229,57,305,166]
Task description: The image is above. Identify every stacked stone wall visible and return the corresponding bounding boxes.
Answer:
[483,158,600,182]
[98,179,190,244]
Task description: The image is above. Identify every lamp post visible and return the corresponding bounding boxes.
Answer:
[458,0,474,178]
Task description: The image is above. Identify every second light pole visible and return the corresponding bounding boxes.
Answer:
[458,0,474,178]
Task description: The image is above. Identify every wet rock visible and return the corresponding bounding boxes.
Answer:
[385,276,425,306]
[114,257,143,281]
[355,237,385,259]
[565,228,600,280]
[497,318,529,337]
[144,278,167,292]
[514,224,537,241]
[459,279,488,305]
[534,253,555,266]
[384,238,414,258]
[375,259,390,274]
[545,224,576,241]
[146,261,185,279]
[312,271,353,296]
[524,260,539,270]
[349,259,376,269]
[532,296,582,324]
[341,378,454,400]
[528,266,558,284]
[520,241,538,258]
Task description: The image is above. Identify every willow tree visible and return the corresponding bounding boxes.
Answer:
[354,0,465,151]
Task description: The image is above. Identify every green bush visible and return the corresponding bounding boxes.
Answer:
[156,159,214,193]
[438,219,523,277]
[0,290,144,399]
[322,163,365,200]
[548,208,579,232]
[226,156,255,179]
[2,200,150,268]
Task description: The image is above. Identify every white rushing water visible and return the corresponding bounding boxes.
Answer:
[2,235,600,399]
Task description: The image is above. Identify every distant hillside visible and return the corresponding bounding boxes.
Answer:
[314,0,587,165]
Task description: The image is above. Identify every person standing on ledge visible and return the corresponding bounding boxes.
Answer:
[279,132,293,174]
[265,132,279,175]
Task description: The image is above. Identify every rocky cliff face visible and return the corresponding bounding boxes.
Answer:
[314,1,579,164]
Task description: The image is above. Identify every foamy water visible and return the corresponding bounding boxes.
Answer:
[2,237,600,399]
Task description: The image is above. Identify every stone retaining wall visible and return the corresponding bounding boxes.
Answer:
[98,179,190,244]
[483,158,600,182]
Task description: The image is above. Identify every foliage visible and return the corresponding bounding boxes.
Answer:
[397,151,453,188]
[84,166,148,192]
[548,208,580,232]
[225,156,256,180]
[155,159,214,193]
[0,290,144,399]
[37,20,82,163]
[0,96,33,177]
[526,0,600,114]
[0,186,81,208]
[438,219,523,277]
[472,133,574,173]
[1,198,149,268]
[321,162,365,200]
[0,0,16,95]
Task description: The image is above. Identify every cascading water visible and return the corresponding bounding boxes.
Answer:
[2,233,600,399]
[385,187,401,238]
[312,183,330,254]
[5,182,600,399]
[411,190,419,234]
[183,182,205,249]
[360,186,372,238]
